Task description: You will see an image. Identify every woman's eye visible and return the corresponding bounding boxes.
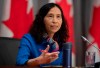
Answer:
[57,16,61,19]
[48,15,53,17]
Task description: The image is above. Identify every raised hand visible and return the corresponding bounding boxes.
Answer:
[38,45,59,64]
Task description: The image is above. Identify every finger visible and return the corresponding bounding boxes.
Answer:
[44,45,50,52]
[50,52,60,57]
[41,45,50,56]
[51,51,60,55]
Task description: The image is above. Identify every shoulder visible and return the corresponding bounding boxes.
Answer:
[23,33,32,38]
[22,33,34,40]
[21,33,35,44]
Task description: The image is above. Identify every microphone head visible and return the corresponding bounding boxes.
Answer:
[62,42,72,50]
[81,36,87,42]
[81,36,92,44]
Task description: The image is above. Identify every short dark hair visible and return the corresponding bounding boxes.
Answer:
[29,3,69,49]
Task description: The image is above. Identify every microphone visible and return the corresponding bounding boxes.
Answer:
[81,36,100,51]
[81,36,100,67]
[62,42,72,68]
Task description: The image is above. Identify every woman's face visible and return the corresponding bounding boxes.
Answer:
[44,6,62,36]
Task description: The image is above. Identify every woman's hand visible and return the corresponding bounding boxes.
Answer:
[27,45,59,66]
[38,45,59,64]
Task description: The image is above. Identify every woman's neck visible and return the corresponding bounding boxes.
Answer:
[48,33,54,38]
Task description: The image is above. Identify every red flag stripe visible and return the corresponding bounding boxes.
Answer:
[0,0,34,39]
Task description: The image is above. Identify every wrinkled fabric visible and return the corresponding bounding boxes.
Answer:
[16,33,62,67]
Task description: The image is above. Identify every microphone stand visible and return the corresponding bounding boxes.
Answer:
[81,36,100,68]
[81,36,100,51]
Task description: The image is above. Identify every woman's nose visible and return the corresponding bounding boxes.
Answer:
[52,17,57,23]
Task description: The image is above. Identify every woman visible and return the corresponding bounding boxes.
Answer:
[16,3,69,67]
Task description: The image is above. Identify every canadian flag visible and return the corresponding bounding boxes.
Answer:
[49,0,76,67]
[87,0,100,63]
[0,0,34,39]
